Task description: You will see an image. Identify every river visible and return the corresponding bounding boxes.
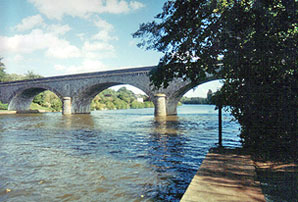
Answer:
[0,105,241,202]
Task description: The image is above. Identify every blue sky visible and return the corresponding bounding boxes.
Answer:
[0,0,222,97]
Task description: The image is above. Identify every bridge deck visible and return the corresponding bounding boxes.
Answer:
[180,148,265,202]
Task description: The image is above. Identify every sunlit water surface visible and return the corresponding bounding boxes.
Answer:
[0,105,241,202]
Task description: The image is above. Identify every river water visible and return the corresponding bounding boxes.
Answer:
[0,105,241,202]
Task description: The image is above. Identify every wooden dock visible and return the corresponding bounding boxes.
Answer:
[180,148,265,202]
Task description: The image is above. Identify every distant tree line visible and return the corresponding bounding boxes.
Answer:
[181,97,209,105]
[90,87,154,111]
[181,89,214,105]
[0,58,42,82]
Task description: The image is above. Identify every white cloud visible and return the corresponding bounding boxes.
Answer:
[46,24,71,35]
[14,15,44,32]
[15,15,71,35]
[91,18,118,42]
[100,0,130,14]
[77,33,86,41]
[0,29,80,58]
[29,0,145,20]
[94,17,113,30]
[46,40,81,59]
[14,14,71,37]
[83,41,114,52]
[129,1,145,10]
[91,17,118,43]
[92,30,118,41]
[54,60,108,74]
[0,30,46,54]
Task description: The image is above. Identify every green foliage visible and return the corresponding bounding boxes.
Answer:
[33,92,45,106]
[181,97,210,105]
[134,0,298,153]
[144,101,154,108]
[30,103,52,111]
[50,98,62,112]
[4,73,26,82]
[180,89,215,104]
[32,90,62,112]
[113,98,130,109]
[105,101,116,110]
[133,0,223,88]
[90,87,154,111]
[0,101,8,110]
[24,70,43,80]
[0,58,6,82]
[130,100,143,109]
[0,62,43,82]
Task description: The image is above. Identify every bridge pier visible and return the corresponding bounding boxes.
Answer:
[166,99,179,116]
[62,97,72,115]
[154,94,167,117]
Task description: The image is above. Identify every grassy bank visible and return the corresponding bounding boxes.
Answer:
[30,103,55,112]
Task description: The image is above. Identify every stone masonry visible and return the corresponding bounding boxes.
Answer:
[0,66,218,116]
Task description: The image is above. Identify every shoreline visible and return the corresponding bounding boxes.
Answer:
[0,110,16,114]
[0,110,51,114]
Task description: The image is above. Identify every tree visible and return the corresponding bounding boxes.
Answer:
[134,0,297,153]
[33,92,46,106]
[4,73,26,81]
[24,70,43,80]
[0,57,7,82]
[131,100,144,109]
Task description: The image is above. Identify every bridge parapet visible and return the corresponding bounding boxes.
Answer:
[0,66,154,87]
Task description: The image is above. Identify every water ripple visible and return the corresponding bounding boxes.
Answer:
[0,105,241,201]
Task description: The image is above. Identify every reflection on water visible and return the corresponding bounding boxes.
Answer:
[153,116,180,135]
[0,105,241,201]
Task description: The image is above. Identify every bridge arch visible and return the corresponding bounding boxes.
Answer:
[8,85,64,112]
[71,81,153,114]
[165,76,222,115]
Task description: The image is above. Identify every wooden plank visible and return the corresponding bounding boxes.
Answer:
[180,148,265,202]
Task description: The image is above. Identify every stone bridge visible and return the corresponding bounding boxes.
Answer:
[0,66,218,116]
